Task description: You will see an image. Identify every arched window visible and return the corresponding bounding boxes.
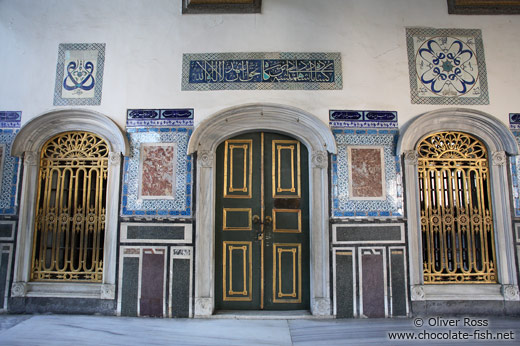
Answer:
[417,131,496,283]
[31,132,109,282]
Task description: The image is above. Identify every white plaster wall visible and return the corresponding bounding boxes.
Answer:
[1,0,520,129]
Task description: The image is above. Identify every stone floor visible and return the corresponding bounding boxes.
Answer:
[0,314,519,345]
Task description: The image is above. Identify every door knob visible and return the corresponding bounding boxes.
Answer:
[253,215,261,224]
[264,216,272,225]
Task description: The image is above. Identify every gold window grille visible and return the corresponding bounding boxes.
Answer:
[417,131,497,284]
[31,132,109,282]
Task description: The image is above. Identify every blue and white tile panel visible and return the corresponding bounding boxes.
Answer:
[0,113,21,215]
[331,128,403,218]
[121,127,192,218]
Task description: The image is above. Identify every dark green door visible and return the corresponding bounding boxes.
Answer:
[215,132,309,310]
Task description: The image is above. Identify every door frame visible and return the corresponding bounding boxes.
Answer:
[188,103,337,317]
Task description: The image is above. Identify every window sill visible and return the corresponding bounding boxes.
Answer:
[411,284,519,301]
[11,282,115,300]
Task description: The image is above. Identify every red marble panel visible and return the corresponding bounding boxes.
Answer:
[361,251,385,318]
[140,144,176,198]
[140,249,165,317]
[350,147,384,198]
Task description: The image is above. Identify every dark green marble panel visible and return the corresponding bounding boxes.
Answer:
[390,250,407,316]
[335,251,354,318]
[121,257,139,316]
[335,225,402,242]
[171,259,190,318]
[126,225,185,240]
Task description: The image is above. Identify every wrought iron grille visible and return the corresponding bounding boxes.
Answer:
[417,131,497,284]
[31,132,109,282]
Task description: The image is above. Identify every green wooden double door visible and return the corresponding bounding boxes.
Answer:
[215,132,310,310]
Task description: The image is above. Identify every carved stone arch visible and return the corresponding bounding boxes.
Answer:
[11,109,129,302]
[398,108,519,303]
[187,103,337,316]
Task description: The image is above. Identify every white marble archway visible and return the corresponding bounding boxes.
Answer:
[397,108,520,302]
[10,109,129,300]
[187,103,337,316]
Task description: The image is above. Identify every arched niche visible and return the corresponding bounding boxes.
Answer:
[397,108,520,302]
[187,103,337,316]
[10,109,129,300]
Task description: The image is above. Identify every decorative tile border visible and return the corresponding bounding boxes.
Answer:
[331,129,403,218]
[121,127,192,218]
[53,43,105,106]
[406,28,489,105]
[182,52,342,91]
[329,110,397,128]
[127,109,194,127]
[0,114,21,215]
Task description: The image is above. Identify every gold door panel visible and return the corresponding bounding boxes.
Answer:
[272,243,302,303]
[223,241,253,301]
[223,208,252,231]
[272,209,301,233]
[272,140,300,198]
[224,139,253,198]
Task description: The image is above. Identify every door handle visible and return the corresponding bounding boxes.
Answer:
[253,215,272,225]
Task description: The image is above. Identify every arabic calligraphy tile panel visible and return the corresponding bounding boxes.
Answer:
[0,129,20,215]
[121,127,192,218]
[406,28,488,105]
[53,43,105,106]
[329,110,398,128]
[182,52,342,91]
[0,112,21,129]
[510,113,520,130]
[127,109,194,128]
[331,129,403,218]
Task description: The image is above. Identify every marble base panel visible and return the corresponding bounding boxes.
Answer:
[0,243,13,311]
[332,222,408,318]
[118,246,193,318]
[411,300,520,317]
[8,297,116,315]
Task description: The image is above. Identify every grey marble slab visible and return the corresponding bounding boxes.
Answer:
[0,315,519,346]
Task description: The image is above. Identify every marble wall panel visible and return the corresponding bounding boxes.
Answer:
[0,243,13,311]
[118,246,167,317]
[118,246,193,318]
[359,248,386,318]
[139,143,177,199]
[332,224,408,318]
[348,146,385,200]
[170,247,193,318]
